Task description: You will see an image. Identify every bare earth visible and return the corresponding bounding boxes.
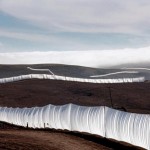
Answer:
[0,124,144,150]
[0,79,150,114]
[0,129,111,150]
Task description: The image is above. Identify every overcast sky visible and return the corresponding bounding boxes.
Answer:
[0,0,150,67]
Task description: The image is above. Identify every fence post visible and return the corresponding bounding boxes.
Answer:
[108,86,113,108]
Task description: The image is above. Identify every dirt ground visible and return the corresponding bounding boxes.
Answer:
[0,123,145,150]
[0,130,110,150]
[0,79,150,114]
[0,79,149,149]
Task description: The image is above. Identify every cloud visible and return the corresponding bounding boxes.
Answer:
[0,29,59,43]
[0,42,3,46]
[0,41,4,50]
[0,28,92,51]
[0,0,150,35]
[1,0,150,51]
[0,28,102,52]
[0,47,150,68]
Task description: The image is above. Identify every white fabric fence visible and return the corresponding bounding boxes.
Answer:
[0,104,149,149]
[0,74,145,84]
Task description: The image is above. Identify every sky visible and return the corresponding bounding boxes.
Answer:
[0,0,150,67]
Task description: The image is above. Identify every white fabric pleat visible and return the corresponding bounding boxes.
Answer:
[0,74,145,84]
[0,104,149,149]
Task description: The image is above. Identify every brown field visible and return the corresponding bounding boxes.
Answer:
[0,79,150,113]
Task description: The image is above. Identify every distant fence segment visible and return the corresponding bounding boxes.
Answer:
[0,74,145,84]
[0,104,149,149]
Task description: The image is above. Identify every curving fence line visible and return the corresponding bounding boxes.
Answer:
[27,67,55,75]
[122,67,150,71]
[90,71,138,78]
[0,74,145,84]
[0,104,149,149]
